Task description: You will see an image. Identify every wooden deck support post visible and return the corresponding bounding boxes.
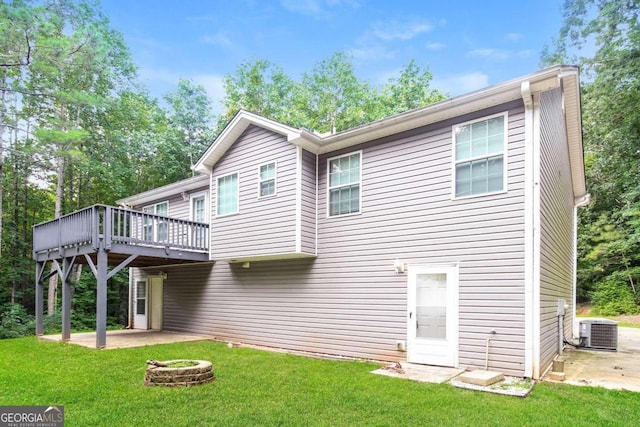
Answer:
[60,257,76,341]
[96,248,108,349]
[35,261,45,336]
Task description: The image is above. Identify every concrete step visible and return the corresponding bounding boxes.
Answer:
[457,370,504,386]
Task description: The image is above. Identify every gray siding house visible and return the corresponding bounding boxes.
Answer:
[116,65,587,380]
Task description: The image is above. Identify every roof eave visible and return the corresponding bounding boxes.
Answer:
[116,174,209,207]
[314,66,566,154]
[558,69,587,199]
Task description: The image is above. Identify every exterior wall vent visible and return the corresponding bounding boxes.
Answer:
[579,319,618,351]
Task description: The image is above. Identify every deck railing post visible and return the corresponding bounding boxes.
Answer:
[91,206,99,250]
[104,206,112,250]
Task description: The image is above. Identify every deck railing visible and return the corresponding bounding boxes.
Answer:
[33,204,209,257]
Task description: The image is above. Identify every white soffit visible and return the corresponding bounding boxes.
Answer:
[559,70,586,199]
[116,174,209,207]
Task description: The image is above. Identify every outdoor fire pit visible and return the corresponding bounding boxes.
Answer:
[144,360,214,387]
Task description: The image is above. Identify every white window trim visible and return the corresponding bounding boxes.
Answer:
[143,200,169,215]
[142,201,169,241]
[257,161,278,199]
[216,171,240,217]
[189,191,209,223]
[326,150,363,218]
[451,112,508,200]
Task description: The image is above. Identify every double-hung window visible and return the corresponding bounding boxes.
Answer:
[190,192,208,247]
[217,172,238,216]
[453,114,506,198]
[143,201,168,242]
[259,162,276,197]
[328,151,361,217]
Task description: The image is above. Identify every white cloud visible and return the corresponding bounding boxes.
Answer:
[432,72,489,96]
[349,45,394,61]
[201,31,234,48]
[371,20,432,41]
[139,67,181,85]
[506,32,523,42]
[193,74,226,114]
[426,42,446,51]
[517,49,534,58]
[280,0,322,15]
[137,68,226,114]
[279,0,359,17]
[467,48,511,60]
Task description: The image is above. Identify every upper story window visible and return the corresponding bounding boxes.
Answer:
[328,151,361,217]
[217,172,238,216]
[190,192,208,247]
[259,162,276,197]
[190,192,208,223]
[143,201,168,241]
[453,114,506,198]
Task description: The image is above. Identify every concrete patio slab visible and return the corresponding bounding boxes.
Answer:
[546,326,640,392]
[372,362,463,384]
[40,329,210,349]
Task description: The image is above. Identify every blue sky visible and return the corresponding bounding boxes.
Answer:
[100,0,565,114]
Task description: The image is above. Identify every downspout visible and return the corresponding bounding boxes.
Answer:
[572,194,591,338]
[522,81,537,378]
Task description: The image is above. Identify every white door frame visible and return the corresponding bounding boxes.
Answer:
[133,278,148,329]
[407,264,459,367]
[149,276,164,330]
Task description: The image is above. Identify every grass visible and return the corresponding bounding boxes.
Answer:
[1,338,639,426]
[576,304,640,329]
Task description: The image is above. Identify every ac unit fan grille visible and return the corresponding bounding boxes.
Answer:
[590,323,617,349]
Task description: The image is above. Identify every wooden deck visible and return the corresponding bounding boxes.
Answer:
[33,204,210,266]
[32,204,210,348]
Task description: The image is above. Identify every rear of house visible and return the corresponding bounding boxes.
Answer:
[120,65,586,379]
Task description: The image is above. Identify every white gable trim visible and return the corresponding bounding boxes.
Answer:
[193,110,306,174]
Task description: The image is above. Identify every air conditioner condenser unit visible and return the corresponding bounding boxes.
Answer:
[579,319,618,351]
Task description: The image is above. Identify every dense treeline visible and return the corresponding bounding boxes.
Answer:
[1,0,638,338]
[0,0,445,335]
[543,0,640,314]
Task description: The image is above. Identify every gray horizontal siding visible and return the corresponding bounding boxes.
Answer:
[300,148,317,255]
[132,185,208,221]
[151,103,529,375]
[538,88,575,375]
[313,104,527,375]
[211,126,298,259]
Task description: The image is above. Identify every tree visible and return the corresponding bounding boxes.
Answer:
[381,59,446,116]
[221,53,447,134]
[164,78,214,174]
[1,0,136,315]
[543,0,640,313]
[221,60,296,127]
[295,52,377,133]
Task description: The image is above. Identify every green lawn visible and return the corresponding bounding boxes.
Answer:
[1,338,639,426]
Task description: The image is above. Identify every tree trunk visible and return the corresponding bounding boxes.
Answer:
[47,154,66,316]
[0,75,7,258]
[11,127,20,304]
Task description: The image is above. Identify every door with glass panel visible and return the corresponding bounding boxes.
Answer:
[134,279,148,329]
[407,265,459,366]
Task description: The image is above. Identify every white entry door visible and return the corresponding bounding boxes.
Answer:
[149,276,163,330]
[407,265,459,367]
[134,279,148,329]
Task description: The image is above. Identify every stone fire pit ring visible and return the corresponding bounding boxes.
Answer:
[144,360,214,387]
